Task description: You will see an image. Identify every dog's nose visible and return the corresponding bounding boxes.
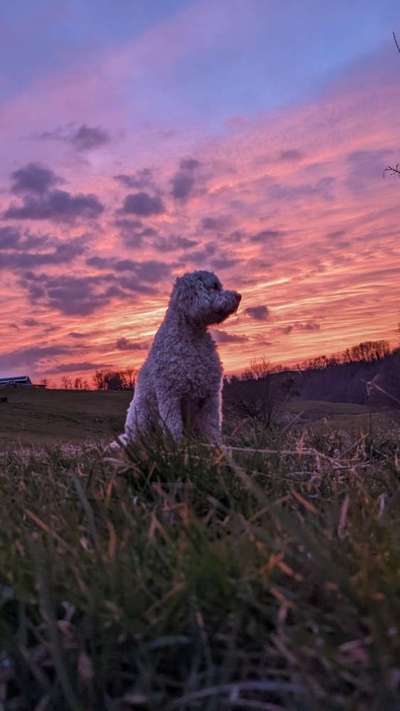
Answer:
[234,292,241,306]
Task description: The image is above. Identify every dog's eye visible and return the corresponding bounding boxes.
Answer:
[212,283,219,290]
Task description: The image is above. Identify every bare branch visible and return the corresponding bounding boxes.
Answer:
[384,163,400,177]
[393,31,400,54]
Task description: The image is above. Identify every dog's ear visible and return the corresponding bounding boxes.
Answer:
[170,275,196,318]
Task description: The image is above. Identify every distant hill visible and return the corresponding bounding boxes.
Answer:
[295,348,400,405]
[224,346,400,426]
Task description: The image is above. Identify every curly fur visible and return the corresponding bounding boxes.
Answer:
[120,270,241,445]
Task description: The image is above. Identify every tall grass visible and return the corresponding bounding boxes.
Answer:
[0,423,399,709]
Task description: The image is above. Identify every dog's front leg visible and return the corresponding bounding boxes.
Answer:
[195,392,222,445]
[157,393,183,442]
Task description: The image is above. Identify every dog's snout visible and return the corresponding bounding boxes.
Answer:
[234,292,241,306]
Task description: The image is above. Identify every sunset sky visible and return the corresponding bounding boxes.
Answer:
[1,0,400,383]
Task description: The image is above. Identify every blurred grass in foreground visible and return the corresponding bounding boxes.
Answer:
[0,422,399,710]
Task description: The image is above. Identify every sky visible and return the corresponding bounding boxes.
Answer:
[1,0,400,383]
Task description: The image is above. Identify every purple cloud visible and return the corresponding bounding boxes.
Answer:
[23,318,41,327]
[180,242,216,266]
[272,321,320,336]
[10,163,62,196]
[39,124,111,151]
[211,256,241,270]
[134,259,173,282]
[20,272,120,316]
[296,321,320,332]
[180,158,200,170]
[115,337,148,351]
[268,177,335,203]
[120,192,165,216]
[0,226,50,251]
[114,169,154,189]
[4,190,104,223]
[200,215,232,232]
[279,149,304,162]
[114,218,158,247]
[171,157,201,201]
[250,230,283,243]
[245,305,270,321]
[69,124,110,151]
[48,361,110,374]
[87,255,173,283]
[212,329,249,344]
[153,234,197,252]
[0,344,70,370]
[68,331,87,339]
[0,237,84,269]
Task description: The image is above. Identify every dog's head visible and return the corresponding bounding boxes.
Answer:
[171,270,241,326]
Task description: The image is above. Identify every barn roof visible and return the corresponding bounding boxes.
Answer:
[0,375,32,384]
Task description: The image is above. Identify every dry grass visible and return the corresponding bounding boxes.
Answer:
[0,419,399,709]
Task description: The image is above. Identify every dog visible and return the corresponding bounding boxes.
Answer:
[120,270,241,446]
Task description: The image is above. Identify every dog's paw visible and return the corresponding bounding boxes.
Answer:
[118,433,131,448]
[106,434,130,452]
[105,440,121,453]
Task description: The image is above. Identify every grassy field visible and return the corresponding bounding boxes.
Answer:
[0,387,396,445]
[0,389,400,709]
[287,400,399,434]
[0,388,131,444]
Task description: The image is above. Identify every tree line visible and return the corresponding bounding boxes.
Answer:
[61,368,136,391]
[224,339,399,425]
[52,338,395,391]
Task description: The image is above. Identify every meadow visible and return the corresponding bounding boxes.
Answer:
[0,388,399,709]
[0,386,393,445]
[0,388,132,445]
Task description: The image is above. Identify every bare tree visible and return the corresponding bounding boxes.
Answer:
[353,340,390,362]
[93,370,106,390]
[248,357,271,380]
[61,375,73,389]
[124,367,136,390]
[235,359,296,427]
[93,368,134,390]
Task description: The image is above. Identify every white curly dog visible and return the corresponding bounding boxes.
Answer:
[120,270,241,446]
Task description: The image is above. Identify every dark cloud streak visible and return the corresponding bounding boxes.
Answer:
[4,190,104,223]
[212,329,249,344]
[115,338,148,351]
[171,157,200,201]
[245,305,270,321]
[120,192,165,216]
[114,169,154,189]
[39,124,111,151]
[11,163,62,195]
